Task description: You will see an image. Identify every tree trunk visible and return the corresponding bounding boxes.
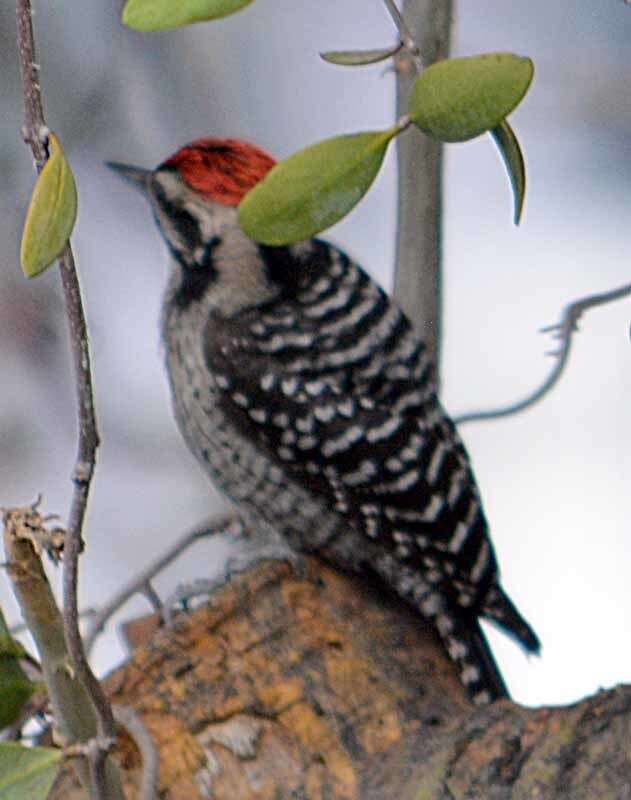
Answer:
[50,560,631,799]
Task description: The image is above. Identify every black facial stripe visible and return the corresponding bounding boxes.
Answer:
[152,175,222,310]
[153,180,201,250]
[173,255,219,309]
[197,235,221,271]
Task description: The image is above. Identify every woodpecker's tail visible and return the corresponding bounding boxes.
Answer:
[440,612,510,705]
[483,585,541,655]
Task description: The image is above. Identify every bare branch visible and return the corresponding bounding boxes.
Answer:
[84,514,240,655]
[56,251,107,742]
[140,582,163,613]
[455,281,631,426]
[15,1,123,796]
[10,607,97,637]
[113,705,160,800]
[64,736,116,760]
[392,0,452,378]
[15,0,47,166]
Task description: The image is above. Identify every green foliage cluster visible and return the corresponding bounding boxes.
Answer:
[19,1,533,279]
[239,53,533,243]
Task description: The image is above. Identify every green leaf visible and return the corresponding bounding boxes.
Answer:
[20,133,78,279]
[0,610,20,655]
[0,743,61,800]
[320,44,402,67]
[409,53,534,142]
[0,604,35,729]
[0,657,35,729]
[0,635,26,659]
[238,130,396,245]
[122,0,255,31]
[490,120,526,225]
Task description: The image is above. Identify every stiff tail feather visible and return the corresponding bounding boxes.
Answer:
[483,585,541,655]
[440,612,510,705]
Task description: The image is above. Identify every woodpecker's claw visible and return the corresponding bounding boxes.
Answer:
[225,541,305,580]
[162,540,303,627]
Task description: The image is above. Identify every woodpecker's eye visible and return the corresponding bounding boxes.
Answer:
[170,207,200,248]
[153,182,201,249]
[193,236,221,271]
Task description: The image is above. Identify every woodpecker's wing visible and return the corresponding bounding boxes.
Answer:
[205,318,540,703]
[202,243,538,663]
[209,333,485,591]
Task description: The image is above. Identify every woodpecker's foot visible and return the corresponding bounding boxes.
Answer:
[163,538,303,625]
[225,538,305,580]
[163,576,232,625]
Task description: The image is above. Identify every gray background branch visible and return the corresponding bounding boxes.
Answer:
[393,0,452,372]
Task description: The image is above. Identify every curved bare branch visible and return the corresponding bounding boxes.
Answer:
[455,282,631,426]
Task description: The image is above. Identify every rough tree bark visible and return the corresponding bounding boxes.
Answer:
[50,560,631,799]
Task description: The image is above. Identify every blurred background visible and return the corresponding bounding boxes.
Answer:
[1,0,630,707]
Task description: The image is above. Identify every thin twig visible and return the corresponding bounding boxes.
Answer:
[15,1,121,796]
[455,282,631,426]
[10,606,97,636]
[383,0,422,70]
[64,735,116,760]
[140,582,163,613]
[84,513,239,655]
[15,0,47,166]
[114,705,160,800]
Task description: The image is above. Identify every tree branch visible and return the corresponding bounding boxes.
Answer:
[113,706,159,800]
[15,1,121,796]
[49,560,631,799]
[15,0,47,166]
[455,281,631,426]
[2,504,115,795]
[392,0,452,379]
[383,0,422,69]
[84,513,239,655]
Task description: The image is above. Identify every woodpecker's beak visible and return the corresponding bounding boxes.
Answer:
[105,162,152,194]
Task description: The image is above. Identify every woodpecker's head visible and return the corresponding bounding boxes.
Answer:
[107,138,282,313]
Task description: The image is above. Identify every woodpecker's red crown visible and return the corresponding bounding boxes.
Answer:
[162,138,276,207]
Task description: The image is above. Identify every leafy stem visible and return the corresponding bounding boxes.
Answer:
[14,1,121,797]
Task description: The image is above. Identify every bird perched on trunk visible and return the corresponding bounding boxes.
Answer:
[108,137,539,705]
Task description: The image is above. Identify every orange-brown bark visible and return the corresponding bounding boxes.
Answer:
[50,559,631,799]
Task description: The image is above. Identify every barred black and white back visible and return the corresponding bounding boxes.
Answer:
[110,143,540,705]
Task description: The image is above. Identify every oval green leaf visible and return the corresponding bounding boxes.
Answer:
[0,743,61,800]
[409,53,534,142]
[490,120,526,225]
[20,133,78,279]
[238,130,396,245]
[320,44,402,67]
[122,0,255,31]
